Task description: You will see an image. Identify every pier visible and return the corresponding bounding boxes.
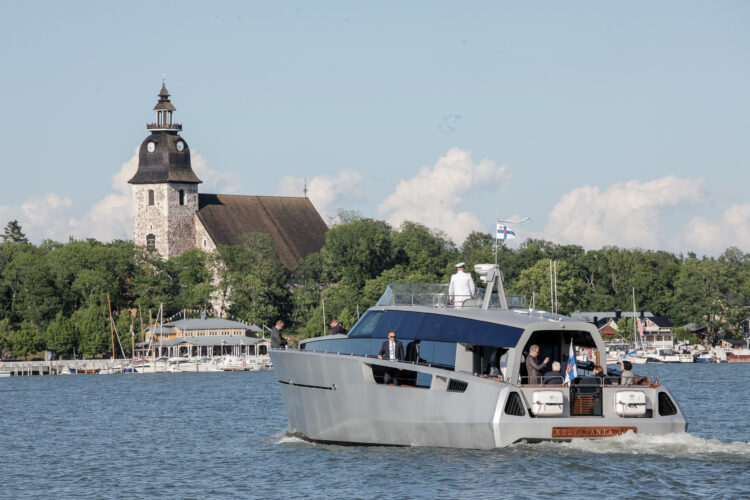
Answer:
[0,356,272,376]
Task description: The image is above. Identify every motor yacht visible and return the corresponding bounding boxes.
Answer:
[270,264,687,449]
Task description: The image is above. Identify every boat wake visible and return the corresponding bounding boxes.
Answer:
[533,432,750,460]
[274,431,314,446]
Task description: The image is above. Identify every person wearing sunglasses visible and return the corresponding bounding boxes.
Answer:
[377,330,404,385]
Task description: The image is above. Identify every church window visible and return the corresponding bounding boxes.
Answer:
[179,189,185,206]
[146,234,156,246]
[148,190,155,206]
[203,239,207,247]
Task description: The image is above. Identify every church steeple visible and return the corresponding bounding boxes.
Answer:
[148,81,182,132]
[128,82,201,185]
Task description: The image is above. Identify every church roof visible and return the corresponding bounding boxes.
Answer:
[197,194,327,268]
[128,133,202,184]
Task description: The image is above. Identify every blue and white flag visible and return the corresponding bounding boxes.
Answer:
[496,223,516,240]
[564,342,577,385]
[624,349,636,358]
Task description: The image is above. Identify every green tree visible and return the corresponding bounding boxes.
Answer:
[7,321,44,358]
[45,312,79,356]
[392,221,457,277]
[508,259,586,314]
[322,218,395,288]
[169,249,214,311]
[2,244,60,325]
[2,220,28,243]
[215,233,291,326]
[74,304,110,357]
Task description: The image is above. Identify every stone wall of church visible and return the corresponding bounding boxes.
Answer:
[133,183,199,259]
[133,184,169,257]
[194,216,217,253]
[166,183,199,258]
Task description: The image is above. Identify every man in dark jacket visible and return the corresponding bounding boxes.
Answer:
[525,344,549,384]
[377,330,404,385]
[543,361,564,385]
[329,319,347,336]
[270,320,288,349]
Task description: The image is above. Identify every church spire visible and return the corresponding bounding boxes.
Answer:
[148,81,182,132]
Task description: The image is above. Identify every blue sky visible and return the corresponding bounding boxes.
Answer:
[1,1,748,254]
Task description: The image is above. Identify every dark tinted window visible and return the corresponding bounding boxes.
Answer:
[419,341,456,368]
[658,392,678,416]
[372,310,403,339]
[348,311,383,338]
[395,312,424,338]
[415,313,523,346]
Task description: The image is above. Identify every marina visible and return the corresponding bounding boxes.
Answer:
[2,364,749,498]
[0,355,272,376]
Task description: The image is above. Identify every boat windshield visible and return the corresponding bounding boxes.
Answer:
[377,283,526,309]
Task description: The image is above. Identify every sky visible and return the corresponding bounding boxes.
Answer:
[1,1,749,255]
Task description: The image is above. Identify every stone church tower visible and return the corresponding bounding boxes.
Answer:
[128,83,202,258]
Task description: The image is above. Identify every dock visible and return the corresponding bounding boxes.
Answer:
[0,356,272,376]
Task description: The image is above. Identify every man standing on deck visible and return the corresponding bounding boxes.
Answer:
[270,320,288,349]
[449,262,476,308]
[525,344,549,384]
[378,330,404,385]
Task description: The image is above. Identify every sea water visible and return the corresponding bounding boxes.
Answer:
[2,364,749,499]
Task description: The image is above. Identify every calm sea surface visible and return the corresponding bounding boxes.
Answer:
[2,363,749,499]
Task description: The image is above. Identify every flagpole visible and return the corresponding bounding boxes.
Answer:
[494,220,498,266]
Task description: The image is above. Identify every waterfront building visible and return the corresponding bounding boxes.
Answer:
[136,317,269,358]
[571,310,674,348]
[127,82,327,268]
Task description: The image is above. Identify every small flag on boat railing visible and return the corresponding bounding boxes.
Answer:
[496,222,516,240]
[564,342,577,385]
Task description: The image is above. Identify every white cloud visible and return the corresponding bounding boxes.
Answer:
[192,151,241,194]
[377,147,511,243]
[544,176,705,250]
[277,170,363,220]
[0,148,236,243]
[683,203,750,254]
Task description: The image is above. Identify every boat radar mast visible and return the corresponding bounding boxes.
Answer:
[474,264,509,310]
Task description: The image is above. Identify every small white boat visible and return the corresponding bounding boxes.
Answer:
[695,351,713,363]
[648,348,681,363]
[0,369,11,378]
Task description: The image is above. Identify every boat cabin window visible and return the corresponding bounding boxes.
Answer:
[349,310,523,346]
[473,346,508,378]
[348,311,384,338]
[519,330,598,385]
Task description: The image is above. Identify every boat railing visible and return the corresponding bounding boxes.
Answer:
[376,284,526,309]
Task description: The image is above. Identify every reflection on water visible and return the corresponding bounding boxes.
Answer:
[2,364,749,498]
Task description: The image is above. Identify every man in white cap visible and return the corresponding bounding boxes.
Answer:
[449,262,476,308]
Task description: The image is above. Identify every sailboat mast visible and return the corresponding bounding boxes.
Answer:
[632,288,638,350]
[107,294,115,360]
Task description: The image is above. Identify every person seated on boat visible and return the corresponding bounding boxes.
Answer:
[378,330,404,385]
[525,344,549,384]
[449,262,476,308]
[270,320,289,349]
[329,319,347,336]
[543,361,564,385]
[620,360,634,385]
[593,365,611,385]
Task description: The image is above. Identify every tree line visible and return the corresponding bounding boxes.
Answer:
[1,215,748,359]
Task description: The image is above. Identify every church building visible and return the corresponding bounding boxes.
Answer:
[128,83,327,268]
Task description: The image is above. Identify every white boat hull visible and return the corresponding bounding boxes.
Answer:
[271,350,687,449]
